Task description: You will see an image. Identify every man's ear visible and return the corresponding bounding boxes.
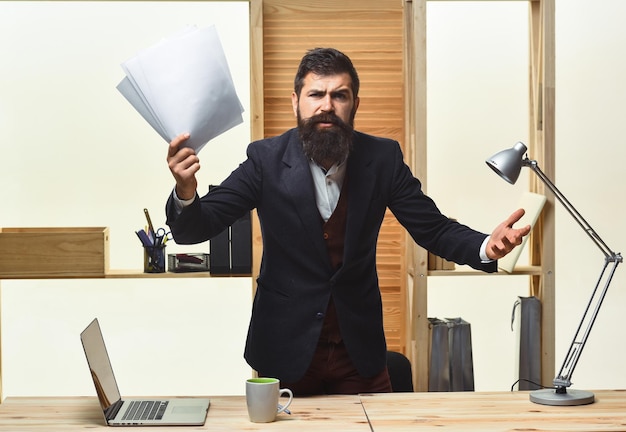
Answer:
[291,92,299,117]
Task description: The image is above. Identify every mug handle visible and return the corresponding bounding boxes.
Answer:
[276,388,293,414]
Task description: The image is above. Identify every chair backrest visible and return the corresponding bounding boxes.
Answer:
[386,350,414,392]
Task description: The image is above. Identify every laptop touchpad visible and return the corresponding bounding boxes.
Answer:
[172,406,205,414]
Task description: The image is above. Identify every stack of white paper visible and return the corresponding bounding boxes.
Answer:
[117,25,244,153]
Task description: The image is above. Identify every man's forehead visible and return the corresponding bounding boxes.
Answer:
[303,72,353,91]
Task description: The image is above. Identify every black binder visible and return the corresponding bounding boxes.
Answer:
[208,185,252,274]
[209,226,230,275]
[230,211,252,274]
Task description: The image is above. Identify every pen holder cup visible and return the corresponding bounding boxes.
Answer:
[143,244,166,273]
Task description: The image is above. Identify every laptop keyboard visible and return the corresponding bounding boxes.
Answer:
[122,400,169,421]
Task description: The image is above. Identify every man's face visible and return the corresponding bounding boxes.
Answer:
[292,72,360,167]
[291,72,359,128]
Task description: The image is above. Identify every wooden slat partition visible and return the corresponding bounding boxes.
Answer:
[251,0,407,354]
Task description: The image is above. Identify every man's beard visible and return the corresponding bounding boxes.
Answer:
[298,111,354,167]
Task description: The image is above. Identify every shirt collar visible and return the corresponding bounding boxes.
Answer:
[311,158,346,175]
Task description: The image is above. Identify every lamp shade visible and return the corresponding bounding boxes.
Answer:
[485,141,528,184]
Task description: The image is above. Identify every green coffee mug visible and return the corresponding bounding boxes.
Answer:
[246,377,293,423]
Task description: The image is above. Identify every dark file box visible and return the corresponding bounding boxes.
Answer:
[209,227,230,275]
[230,212,252,274]
[208,185,252,274]
[208,185,230,274]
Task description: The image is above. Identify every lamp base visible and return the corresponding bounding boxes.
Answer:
[529,388,595,406]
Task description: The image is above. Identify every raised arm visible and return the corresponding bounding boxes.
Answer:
[167,132,199,200]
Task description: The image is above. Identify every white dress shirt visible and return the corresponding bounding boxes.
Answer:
[308,159,346,222]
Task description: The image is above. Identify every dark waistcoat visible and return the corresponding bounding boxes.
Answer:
[319,178,349,345]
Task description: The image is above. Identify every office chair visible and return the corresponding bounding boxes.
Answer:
[386,350,414,392]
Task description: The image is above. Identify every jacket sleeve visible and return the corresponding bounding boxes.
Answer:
[165,144,262,245]
[386,142,497,273]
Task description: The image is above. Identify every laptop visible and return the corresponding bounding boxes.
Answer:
[80,318,210,426]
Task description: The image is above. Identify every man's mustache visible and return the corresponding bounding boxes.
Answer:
[305,113,347,128]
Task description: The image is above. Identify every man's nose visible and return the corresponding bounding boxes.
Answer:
[319,95,334,113]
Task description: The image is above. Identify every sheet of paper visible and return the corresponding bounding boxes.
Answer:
[117,25,244,153]
[116,77,168,141]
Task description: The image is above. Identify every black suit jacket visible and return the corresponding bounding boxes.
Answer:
[166,128,497,382]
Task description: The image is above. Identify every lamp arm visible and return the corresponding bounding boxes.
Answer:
[523,158,616,259]
[553,259,620,389]
[523,158,623,390]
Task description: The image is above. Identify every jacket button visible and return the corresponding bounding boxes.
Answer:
[315,312,325,319]
[323,233,329,240]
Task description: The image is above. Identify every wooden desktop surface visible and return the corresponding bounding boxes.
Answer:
[1,391,625,431]
[0,395,369,431]
[360,390,626,431]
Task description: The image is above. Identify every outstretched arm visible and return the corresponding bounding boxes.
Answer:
[485,208,531,260]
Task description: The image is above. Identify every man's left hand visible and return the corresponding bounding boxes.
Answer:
[486,208,532,260]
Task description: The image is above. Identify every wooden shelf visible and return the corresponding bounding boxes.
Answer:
[104,270,251,279]
[0,270,251,279]
[427,266,543,277]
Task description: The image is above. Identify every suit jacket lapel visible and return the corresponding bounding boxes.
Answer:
[343,135,376,265]
[280,131,332,270]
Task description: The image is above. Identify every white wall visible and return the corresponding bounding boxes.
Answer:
[1,0,625,398]
[552,0,626,391]
[0,1,253,397]
[426,1,538,391]
[426,0,626,392]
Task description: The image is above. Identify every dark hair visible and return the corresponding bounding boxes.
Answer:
[293,48,360,99]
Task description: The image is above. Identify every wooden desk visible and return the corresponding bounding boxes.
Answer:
[360,390,626,431]
[2,391,626,431]
[0,395,369,431]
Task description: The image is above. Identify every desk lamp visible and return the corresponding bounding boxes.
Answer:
[486,141,622,406]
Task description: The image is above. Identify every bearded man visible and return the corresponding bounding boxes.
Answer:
[165,47,530,395]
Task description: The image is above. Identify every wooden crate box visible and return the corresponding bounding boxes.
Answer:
[0,227,109,278]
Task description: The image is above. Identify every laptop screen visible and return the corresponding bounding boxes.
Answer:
[80,318,123,418]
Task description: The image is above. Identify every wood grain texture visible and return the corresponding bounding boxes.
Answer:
[0,395,370,431]
[0,227,109,278]
[361,390,626,431]
[2,391,625,431]
[259,0,407,353]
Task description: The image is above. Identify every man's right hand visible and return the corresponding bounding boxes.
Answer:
[167,132,199,200]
